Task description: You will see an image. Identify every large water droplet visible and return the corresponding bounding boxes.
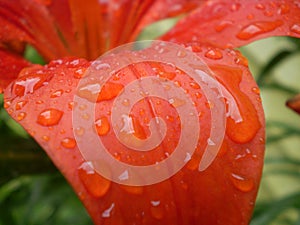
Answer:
[37,108,63,126]
[95,116,110,136]
[236,20,283,40]
[61,137,76,149]
[78,161,111,198]
[78,82,124,102]
[14,77,41,96]
[230,173,254,192]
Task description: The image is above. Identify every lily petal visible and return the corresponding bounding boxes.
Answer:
[161,0,300,48]
[0,0,70,59]
[0,49,31,93]
[286,94,300,114]
[4,45,264,224]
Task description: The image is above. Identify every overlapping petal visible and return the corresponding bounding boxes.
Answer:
[4,50,264,224]
[162,0,300,48]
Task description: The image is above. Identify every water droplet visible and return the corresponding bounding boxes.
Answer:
[215,20,233,32]
[252,87,260,94]
[231,3,240,11]
[75,127,85,136]
[207,138,216,146]
[78,82,124,102]
[290,24,300,34]
[13,73,52,97]
[278,3,289,15]
[184,152,192,163]
[205,49,223,60]
[68,101,76,110]
[74,68,86,79]
[14,77,41,96]
[118,170,129,181]
[151,200,160,207]
[102,203,115,218]
[95,63,111,70]
[37,108,63,126]
[95,116,110,136]
[189,82,200,89]
[17,112,26,121]
[247,13,254,20]
[50,89,63,98]
[78,161,111,198]
[230,173,254,192]
[42,135,50,141]
[122,98,130,107]
[168,97,186,108]
[150,201,164,219]
[61,137,76,149]
[177,50,187,58]
[236,20,283,40]
[255,3,265,10]
[36,100,44,104]
[15,100,28,110]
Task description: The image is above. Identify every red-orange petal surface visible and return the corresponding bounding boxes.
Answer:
[162,0,300,48]
[4,46,265,224]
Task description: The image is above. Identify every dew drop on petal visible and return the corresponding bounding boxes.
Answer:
[177,49,187,58]
[168,97,186,108]
[4,100,11,109]
[78,161,111,198]
[278,3,290,15]
[189,82,200,89]
[14,77,41,96]
[102,203,115,218]
[204,49,223,60]
[15,100,28,110]
[68,101,76,110]
[150,200,164,220]
[37,108,63,126]
[17,112,26,121]
[252,87,260,94]
[290,24,300,34]
[42,135,50,141]
[215,20,233,32]
[61,137,76,149]
[230,173,254,192]
[236,20,283,40]
[255,3,265,10]
[95,116,110,136]
[50,89,64,98]
[74,68,86,79]
[75,127,85,136]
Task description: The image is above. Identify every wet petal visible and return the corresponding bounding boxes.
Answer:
[162,0,300,48]
[3,44,265,224]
